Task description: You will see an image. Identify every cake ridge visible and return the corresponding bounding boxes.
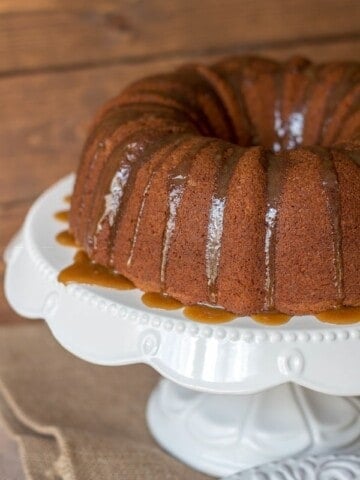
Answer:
[326,87,360,145]
[320,65,360,146]
[177,67,234,140]
[79,109,195,246]
[347,150,360,166]
[205,144,240,304]
[118,86,213,136]
[318,147,344,305]
[160,138,214,293]
[294,63,319,147]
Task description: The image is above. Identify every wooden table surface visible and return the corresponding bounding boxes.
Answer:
[0,0,359,476]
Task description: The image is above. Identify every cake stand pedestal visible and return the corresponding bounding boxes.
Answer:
[4,175,360,477]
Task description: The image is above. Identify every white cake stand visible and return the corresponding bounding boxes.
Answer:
[4,175,360,477]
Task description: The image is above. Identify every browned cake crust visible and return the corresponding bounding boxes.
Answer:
[70,56,360,315]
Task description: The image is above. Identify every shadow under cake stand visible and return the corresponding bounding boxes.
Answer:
[4,175,360,477]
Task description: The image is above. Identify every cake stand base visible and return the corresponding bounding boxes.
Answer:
[147,379,360,477]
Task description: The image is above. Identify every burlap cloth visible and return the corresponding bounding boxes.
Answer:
[0,323,209,480]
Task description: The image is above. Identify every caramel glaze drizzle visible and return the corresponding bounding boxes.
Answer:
[56,250,360,326]
[263,151,286,311]
[55,195,75,245]
[58,250,135,290]
[183,305,236,323]
[56,195,135,289]
[141,292,182,310]
[54,210,70,223]
[315,307,360,325]
[252,312,291,326]
[56,230,77,247]
[205,146,239,304]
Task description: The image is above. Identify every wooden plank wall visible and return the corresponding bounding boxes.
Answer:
[1,0,359,322]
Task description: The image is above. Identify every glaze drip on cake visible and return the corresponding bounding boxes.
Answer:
[160,139,209,291]
[70,56,360,316]
[264,152,285,311]
[205,146,239,304]
[126,136,190,268]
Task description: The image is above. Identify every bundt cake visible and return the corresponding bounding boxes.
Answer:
[69,56,360,316]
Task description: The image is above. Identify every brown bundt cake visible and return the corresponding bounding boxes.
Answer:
[69,56,360,316]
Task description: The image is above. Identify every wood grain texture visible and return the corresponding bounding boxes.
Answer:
[0,0,359,74]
